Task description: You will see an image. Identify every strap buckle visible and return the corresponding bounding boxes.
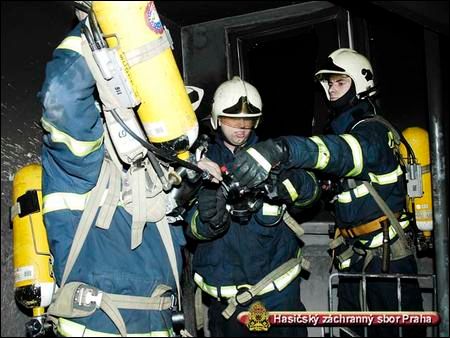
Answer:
[169,293,178,311]
[234,286,254,307]
[73,285,103,311]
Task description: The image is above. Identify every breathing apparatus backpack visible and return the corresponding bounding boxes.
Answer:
[400,127,433,252]
[350,115,434,253]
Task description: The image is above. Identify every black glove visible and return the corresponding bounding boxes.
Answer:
[198,186,230,234]
[275,169,320,207]
[232,138,289,189]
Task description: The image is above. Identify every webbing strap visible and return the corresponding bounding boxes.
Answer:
[99,293,127,337]
[194,287,204,330]
[336,246,354,264]
[96,154,121,230]
[125,31,173,68]
[61,159,110,287]
[155,217,182,310]
[222,257,308,319]
[362,181,407,244]
[131,163,147,249]
[282,210,305,239]
[49,282,173,337]
[108,290,172,311]
[329,235,346,250]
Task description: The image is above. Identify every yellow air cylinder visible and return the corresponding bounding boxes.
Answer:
[92,1,198,160]
[400,127,433,233]
[12,164,55,313]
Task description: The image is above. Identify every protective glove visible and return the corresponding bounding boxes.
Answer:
[198,185,230,234]
[232,138,290,189]
[275,169,320,207]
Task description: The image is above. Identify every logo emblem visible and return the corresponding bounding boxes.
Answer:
[145,2,164,34]
[247,302,271,332]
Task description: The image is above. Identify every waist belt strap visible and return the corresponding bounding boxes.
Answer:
[221,257,309,319]
[340,212,401,238]
[48,282,173,337]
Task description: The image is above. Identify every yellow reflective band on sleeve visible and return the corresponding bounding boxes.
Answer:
[369,165,403,185]
[42,118,104,157]
[309,136,330,169]
[190,210,208,240]
[43,192,88,214]
[262,203,282,216]
[366,219,410,248]
[58,318,172,337]
[282,179,298,202]
[337,183,370,203]
[43,189,119,215]
[56,36,82,54]
[247,148,272,172]
[339,134,363,177]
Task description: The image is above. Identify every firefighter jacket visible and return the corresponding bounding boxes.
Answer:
[39,23,184,335]
[283,100,408,248]
[185,131,318,292]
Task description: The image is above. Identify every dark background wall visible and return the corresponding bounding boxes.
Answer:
[2,2,74,336]
[182,1,448,137]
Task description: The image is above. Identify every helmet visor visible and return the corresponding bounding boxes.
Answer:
[219,116,259,129]
[222,96,261,115]
[315,57,347,79]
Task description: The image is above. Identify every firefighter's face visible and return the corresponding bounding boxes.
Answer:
[219,118,254,146]
[327,74,352,101]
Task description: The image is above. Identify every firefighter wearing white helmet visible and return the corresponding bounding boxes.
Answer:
[315,48,376,100]
[232,49,425,337]
[185,76,319,337]
[210,76,262,130]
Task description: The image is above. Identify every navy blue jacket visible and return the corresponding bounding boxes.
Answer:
[39,23,183,334]
[186,131,318,287]
[284,100,407,244]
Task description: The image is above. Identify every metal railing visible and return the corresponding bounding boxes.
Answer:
[327,272,436,337]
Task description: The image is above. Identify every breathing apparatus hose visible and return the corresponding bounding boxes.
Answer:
[73,1,91,14]
[109,108,205,176]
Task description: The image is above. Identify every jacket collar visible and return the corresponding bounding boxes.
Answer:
[330,100,373,134]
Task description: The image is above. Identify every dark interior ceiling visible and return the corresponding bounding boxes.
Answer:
[154,1,448,35]
[154,1,304,26]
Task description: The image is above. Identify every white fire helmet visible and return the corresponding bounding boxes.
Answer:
[210,76,262,130]
[315,48,376,100]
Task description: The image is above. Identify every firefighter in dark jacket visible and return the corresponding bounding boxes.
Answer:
[231,49,424,337]
[186,77,320,337]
